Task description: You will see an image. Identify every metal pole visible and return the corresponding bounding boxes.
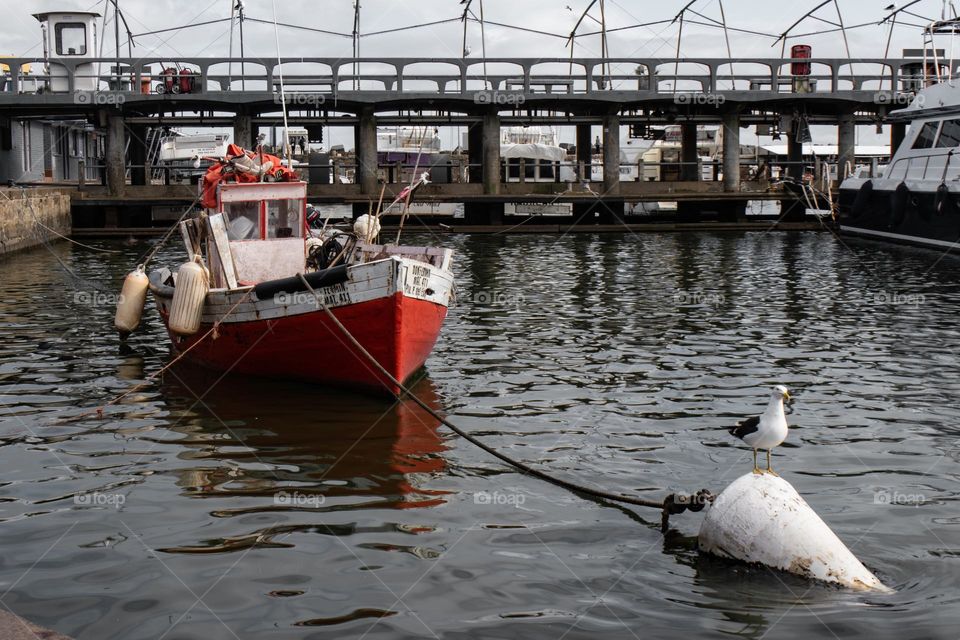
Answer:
[114,0,120,89]
[239,3,246,91]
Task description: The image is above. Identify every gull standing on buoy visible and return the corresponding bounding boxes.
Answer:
[729,385,791,475]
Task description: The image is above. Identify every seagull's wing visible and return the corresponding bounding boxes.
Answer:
[729,415,760,440]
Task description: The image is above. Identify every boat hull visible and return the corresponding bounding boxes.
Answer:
[150,256,453,395]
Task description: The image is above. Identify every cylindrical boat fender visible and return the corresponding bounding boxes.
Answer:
[888,182,909,229]
[848,179,872,221]
[114,265,149,338]
[935,182,951,217]
[169,258,209,336]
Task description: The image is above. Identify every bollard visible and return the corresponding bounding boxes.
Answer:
[698,473,892,592]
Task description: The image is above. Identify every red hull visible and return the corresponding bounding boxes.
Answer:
[161,292,448,395]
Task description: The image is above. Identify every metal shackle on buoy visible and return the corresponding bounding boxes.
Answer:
[698,473,892,592]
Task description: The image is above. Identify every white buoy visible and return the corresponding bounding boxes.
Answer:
[353,214,381,244]
[169,259,209,336]
[114,265,149,337]
[698,473,892,592]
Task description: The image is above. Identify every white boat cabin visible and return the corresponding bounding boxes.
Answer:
[201,181,307,289]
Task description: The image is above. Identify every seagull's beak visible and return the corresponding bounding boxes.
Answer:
[783,390,791,402]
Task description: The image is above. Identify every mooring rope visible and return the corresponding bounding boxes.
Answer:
[296,273,714,530]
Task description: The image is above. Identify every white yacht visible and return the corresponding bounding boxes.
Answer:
[839,21,960,249]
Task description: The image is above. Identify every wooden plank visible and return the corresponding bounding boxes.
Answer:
[207,213,239,290]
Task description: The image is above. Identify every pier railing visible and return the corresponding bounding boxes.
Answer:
[0,56,947,98]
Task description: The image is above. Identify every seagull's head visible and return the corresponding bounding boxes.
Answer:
[772,385,791,403]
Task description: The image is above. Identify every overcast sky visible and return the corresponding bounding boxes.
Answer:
[11,1,959,149]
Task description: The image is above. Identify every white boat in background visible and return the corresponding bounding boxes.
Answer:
[501,127,575,217]
[378,126,457,217]
[159,132,230,163]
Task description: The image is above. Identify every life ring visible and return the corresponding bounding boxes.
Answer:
[889,182,909,229]
[849,179,872,221]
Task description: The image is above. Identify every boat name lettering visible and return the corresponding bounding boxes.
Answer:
[404,265,431,297]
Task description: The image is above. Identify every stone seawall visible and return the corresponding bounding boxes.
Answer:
[0,188,72,256]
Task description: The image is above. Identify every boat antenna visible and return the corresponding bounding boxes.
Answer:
[271,0,291,161]
[239,0,247,91]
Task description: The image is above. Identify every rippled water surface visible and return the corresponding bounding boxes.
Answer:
[1,231,959,639]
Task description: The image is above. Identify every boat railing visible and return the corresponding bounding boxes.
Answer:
[1,56,952,97]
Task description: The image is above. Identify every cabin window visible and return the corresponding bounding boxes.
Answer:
[912,121,939,149]
[265,199,304,239]
[55,23,87,56]
[224,202,259,240]
[937,119,960,148]
[539,160,555,180]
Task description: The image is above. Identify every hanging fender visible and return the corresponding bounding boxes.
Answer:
[935,182,953,217]
[849,179,872,220]
[889,182,910,229]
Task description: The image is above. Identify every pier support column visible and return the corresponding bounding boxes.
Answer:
[128,124,148,186]
[602,113,620,196]
[233,114,253,149]
[891,122,906,154]
[105,112,126,198]
[681,121,699,182]
[356,107,378,196]
[481,110,501,196]
[837,112,855,181]
[721,112,740,192]
[787,134,803,182]
[576,124,592,181]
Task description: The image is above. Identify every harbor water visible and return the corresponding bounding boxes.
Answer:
[0,231,958,639]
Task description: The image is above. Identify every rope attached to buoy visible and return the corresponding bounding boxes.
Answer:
[295,274,714,530]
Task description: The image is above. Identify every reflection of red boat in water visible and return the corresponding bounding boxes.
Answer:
[146,144,455,395]
[159,370,449,510]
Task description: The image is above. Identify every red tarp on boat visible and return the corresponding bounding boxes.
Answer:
[200,144,299,209]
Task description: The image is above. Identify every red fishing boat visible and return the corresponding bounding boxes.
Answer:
[143,144,455,395]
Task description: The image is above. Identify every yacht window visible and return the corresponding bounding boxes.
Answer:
[937,119,960,148]
[55,23,87,56]
[912,121,939,149]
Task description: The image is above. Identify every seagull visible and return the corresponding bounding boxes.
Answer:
[729,385,791,475]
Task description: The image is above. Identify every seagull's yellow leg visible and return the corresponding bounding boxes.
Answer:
[765,449,778,476]
[752,449,761,474]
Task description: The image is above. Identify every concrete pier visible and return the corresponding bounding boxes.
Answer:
[481,110,501,195]
[233,114,253,149]
[602,113,620,195]
[0,188,71,255]
[721,112,739,192]
[837,112,855,180]
[355,108,379,196]
[105,113,126,197]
